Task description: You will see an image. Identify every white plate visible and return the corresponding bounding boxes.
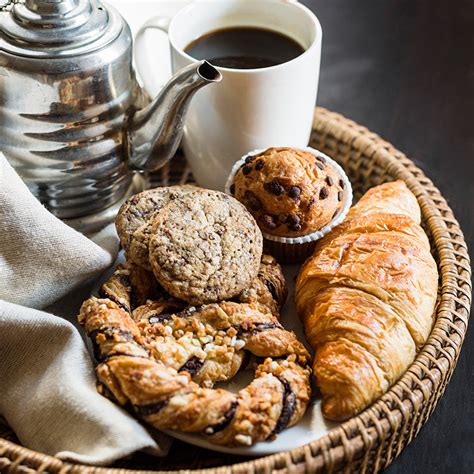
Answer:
[95,258,337,456]
[100,1,336,457]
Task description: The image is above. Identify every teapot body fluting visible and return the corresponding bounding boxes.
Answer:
[0,0,221,226]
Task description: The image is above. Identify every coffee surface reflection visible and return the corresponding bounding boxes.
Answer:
[185,27,305,69]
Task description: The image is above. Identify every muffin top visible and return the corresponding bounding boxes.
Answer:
[231,147,345,237]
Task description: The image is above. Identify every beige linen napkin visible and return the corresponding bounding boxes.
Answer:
[0,154,170,464]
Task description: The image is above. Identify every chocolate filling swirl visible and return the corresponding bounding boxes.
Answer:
[271,378,296,435]
[205,400,238,435]
[233,321,283,338]
[98,288,130,313]
[134,400,169,418]
[251,322,283,334]
[179,356,205,376]
[89,328,134,362]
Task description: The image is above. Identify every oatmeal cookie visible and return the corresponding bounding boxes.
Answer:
[149,190,263,305]
[231,147,344,237]
[115,185,198,270]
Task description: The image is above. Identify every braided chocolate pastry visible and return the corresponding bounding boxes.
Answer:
[237,254,288,317]
[79,259,311,447]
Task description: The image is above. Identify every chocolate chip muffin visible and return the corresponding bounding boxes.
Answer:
[148,189,263,305]
[115,185,198,270]
[230,147,344,237]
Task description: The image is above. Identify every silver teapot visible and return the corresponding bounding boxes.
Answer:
[0,0,221,231]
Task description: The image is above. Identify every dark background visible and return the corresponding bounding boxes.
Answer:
[299,0,473,472]
[119,1,473,472]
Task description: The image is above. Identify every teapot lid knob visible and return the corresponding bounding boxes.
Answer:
[0,0,124,57]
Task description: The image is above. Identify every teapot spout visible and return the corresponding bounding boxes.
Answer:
[127,60,222,171]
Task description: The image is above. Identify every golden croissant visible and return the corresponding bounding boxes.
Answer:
[295,180,438,421]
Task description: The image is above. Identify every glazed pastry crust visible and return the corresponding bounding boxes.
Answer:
[232,147,344,237]
[295,181,438,421]
[237,254,288,317]
[78,295,311,447]
[347,179,421,223]
[79,254,305,447]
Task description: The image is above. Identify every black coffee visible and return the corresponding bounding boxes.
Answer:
[185,27,305,69]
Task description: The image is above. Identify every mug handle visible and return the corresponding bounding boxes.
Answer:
[134,16,172,97]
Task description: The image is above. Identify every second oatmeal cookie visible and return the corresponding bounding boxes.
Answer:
[115,185,198,270]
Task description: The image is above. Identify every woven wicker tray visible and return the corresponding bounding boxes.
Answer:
[0,107,471,473]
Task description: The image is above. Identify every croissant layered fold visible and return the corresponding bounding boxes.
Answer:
[296,181,438,421]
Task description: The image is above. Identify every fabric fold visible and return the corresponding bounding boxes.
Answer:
[0,154,170,464]
[0,154,118,309]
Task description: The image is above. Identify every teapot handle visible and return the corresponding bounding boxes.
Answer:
[134,16,172,97]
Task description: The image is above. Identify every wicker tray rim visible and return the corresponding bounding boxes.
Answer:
[0,107,471,474]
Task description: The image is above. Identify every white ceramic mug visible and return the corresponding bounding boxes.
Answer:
[135,0,322,190]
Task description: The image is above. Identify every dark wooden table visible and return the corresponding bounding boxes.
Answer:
[299,1,474,472]
[117,1,474,472]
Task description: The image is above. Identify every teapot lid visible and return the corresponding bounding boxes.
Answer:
[0,0,123,58]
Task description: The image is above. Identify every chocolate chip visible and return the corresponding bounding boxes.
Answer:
[339,179,345,188]
[264,181,285,196]
[319,187,329,199]
[332,209,339,219]
[307,198,316,210]
[242,165,252,175]
[287,214,302,232]
[245,155,256,164]
[287,214,300,226]
[338,190,343,201]
[260,214,278,229]
[316,155,326,163]
[325,176,334,186]
[230,183,235,195]
[288,186,301,200]
[255,159,265,171]
[316,162,325,170]
[244,190,263,211]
